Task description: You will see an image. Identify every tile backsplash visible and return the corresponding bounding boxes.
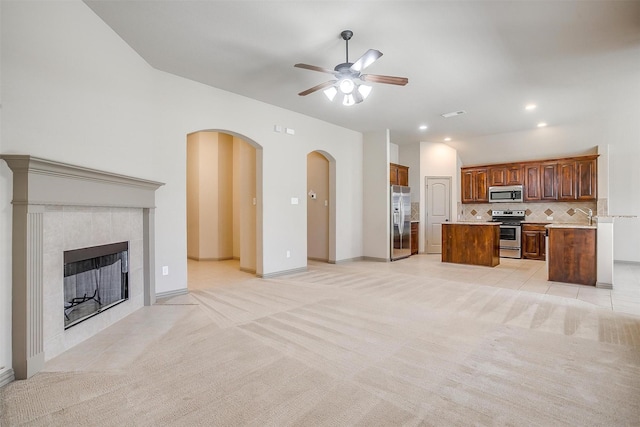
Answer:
[459,200,598,224]
[411,202,419,222]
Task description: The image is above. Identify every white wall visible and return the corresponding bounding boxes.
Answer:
[363,130,390,261]
[0,0,363,375]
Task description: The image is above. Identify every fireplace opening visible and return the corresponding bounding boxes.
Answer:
[63,242,129,329]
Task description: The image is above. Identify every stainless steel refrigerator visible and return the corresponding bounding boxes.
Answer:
[390,185,411,261]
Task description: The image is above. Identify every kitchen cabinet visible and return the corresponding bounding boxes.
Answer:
[522,223,548,260]
[442,223,500,267]
[523,164,541,201]
[547,225,597,286]
[463,155,596,204]
[461,167,488,203]
[524,162,557,201]
[541,162,559,200]
[558,157,597,201]
[558,160,576,200]
[390,163,409,186]
[489,164,523,187]
[411,222,418,255]
[576,157,597,200]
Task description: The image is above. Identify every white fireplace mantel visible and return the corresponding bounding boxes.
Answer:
[1,155,164,380]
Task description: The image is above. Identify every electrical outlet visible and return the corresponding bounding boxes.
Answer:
[286,250,291,258]
[476,216,482,220]
[547,216,553,221]
[162,266,169,276]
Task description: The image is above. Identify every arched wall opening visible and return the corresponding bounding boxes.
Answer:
[186,130,263,275]
[307,150,337,263]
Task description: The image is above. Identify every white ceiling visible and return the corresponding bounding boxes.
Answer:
[85,1,640,153]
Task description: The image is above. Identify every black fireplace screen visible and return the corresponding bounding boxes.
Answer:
[63,242,129,329]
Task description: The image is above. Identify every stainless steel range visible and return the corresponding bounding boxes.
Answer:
[491,209,526,259]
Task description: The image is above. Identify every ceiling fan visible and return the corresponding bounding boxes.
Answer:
[295,30,409,106]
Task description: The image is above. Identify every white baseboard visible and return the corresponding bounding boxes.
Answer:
[155,288,189,301]
[0,367,15,388]
[614,260,640,266]
[259,267,307,278]
[330,256,365,264]
[361,256,388,263]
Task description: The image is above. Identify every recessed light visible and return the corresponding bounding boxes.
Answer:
[444,137,451,142]
[525,104,537,111]
[419,124,428,130]
[537,122,547,128]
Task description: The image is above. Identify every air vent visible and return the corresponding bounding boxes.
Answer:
[441,110,467,118]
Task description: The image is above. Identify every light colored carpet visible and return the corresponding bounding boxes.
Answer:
[1,257,640,426]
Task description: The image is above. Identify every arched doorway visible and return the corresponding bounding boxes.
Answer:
[306,150,336,263]
[186,130,263,275]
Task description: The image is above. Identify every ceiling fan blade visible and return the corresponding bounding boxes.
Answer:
[298,80,337,96]
[294,63,335,74]
[361,74,409,86]
[350,49,383,72]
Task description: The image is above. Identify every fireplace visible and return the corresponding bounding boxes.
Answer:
[64,242,129,329]
[1,154,164,380]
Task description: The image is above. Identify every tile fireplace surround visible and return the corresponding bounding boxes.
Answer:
[1,155,163,380]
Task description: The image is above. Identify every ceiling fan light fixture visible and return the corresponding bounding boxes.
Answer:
[358,84,372,99]
[339,78,355,94]
[323,86,337,101]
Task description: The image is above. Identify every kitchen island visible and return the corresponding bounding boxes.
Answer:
[442,222,500,267]
[546,223,597,286]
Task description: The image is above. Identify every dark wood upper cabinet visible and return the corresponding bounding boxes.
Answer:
[541,162,558,200]
[558,160,576,200]
[489,165,523,187]
[463,155,596,204]
[461,167,488,203]
[576,157,597,200]
[524,164,541,201]
[390,163,409,186]
[557,157,597,201]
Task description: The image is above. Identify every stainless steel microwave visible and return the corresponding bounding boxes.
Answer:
[489,185,523,203]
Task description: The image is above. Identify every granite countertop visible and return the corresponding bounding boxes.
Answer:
[545,223,597,229]
[449,221,499,226]
[520,221,552,224]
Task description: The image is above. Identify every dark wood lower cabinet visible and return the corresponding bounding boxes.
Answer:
[442,223,500,267]
[522,223,548,260]
[547,227,596,286]
[411,222,418,255]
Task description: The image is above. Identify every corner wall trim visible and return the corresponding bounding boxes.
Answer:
[0,368,15,388]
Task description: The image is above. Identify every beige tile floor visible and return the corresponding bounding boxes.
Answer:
[405,254,640,315]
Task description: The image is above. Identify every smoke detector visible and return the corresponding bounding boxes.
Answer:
[441,110,467,118]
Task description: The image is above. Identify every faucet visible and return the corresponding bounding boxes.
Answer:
[575,208,593,225]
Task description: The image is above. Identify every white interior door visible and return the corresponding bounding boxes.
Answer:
[425,176,451,254]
